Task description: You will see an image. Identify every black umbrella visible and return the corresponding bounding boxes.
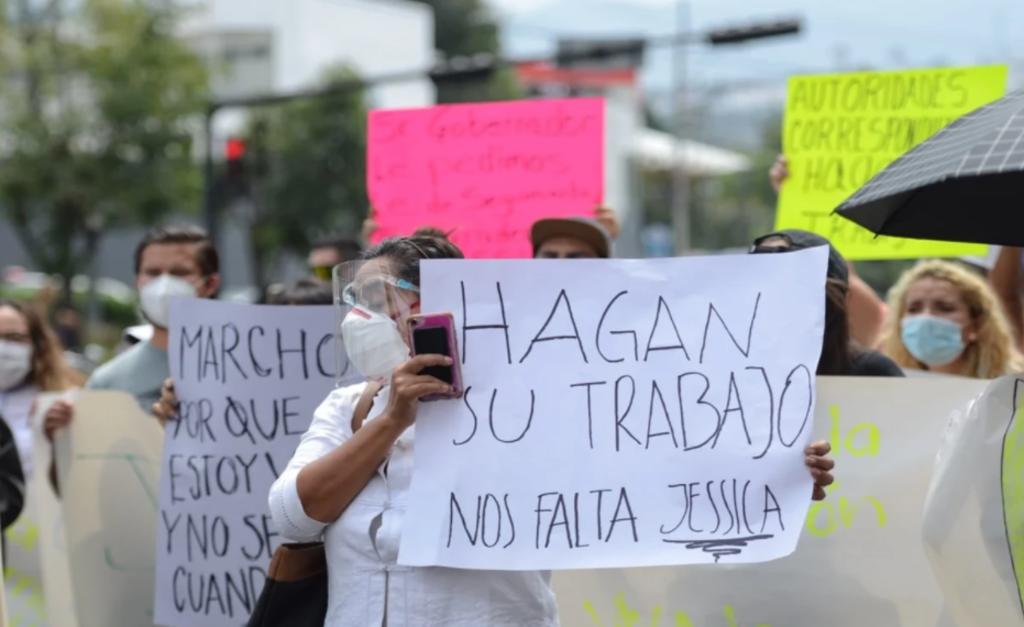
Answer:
[834,89,1024,247]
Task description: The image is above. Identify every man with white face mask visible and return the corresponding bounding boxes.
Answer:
[44,225,220,437]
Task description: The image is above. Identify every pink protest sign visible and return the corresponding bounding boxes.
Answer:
[367,98,604,258]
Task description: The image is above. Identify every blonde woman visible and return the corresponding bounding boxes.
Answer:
[882,260,1024,378]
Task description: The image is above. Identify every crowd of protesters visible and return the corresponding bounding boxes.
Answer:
[2,156,1023,623]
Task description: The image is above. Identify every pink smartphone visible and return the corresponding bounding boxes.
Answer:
[408,312,463,401]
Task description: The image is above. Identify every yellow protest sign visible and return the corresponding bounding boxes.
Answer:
[775,65,1007,260]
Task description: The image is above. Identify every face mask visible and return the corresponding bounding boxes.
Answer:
[901,315,966,367]
[0,340,33,390]
[340,307,410,379]
[140,275,198,329]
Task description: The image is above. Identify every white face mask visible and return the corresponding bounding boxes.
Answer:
[140,274,198,329]
[0,340,33,391]
[340,307,410,379]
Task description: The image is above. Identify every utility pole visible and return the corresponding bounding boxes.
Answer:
[203,107,218,246]
[671,0,691,253]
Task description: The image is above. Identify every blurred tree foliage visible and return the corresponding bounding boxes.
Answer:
[232,0,522,292]
[241,67,368,292]
[701,116,914,296]
[410,0,522,103]
[674,115,912,296]
[640,120,780,254]
[690,121,781,253]
[0,0,208,300]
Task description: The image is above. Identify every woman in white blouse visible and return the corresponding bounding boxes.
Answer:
[269,231,836,626]
[0,299,82,480]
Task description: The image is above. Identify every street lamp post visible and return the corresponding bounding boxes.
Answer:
[671,1,691,253]
[203,106,218,246]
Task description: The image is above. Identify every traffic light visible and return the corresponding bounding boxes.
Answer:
[223,137,248,198]
[226,137,245,160]
[225,136,246,179]
[429,53,497,84]
[705,20,801,45]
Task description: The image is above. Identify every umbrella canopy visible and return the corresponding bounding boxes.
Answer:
[835,89,1024,247]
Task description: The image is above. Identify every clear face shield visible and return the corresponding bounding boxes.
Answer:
[333,259,421,383]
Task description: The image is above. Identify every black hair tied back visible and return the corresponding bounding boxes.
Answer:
[361,227,464,287]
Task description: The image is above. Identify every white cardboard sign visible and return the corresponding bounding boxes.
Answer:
[400,249,827,570]
[154,301,347,626]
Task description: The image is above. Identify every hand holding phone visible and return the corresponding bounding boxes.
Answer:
[408,313,463,401]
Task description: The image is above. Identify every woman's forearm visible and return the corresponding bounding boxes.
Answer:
[847,273,887,348]
[991,247,1023,347]
[295,414,406,524]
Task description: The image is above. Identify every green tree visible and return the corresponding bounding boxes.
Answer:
[689,119,781,251]
[241,67,368,291]
[410,0,521,103]
[0,0,208,299]
[694,117,911,295]
[225,0,519,293]
[637,117,780,255]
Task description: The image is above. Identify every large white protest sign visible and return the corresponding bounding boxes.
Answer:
[155,300,348,626]
[400,249,827,570]
[55,391,163,627]
[923,375,1024,627]
[554,376,988,627]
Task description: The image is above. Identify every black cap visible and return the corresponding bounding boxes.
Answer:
[750,229,849,285]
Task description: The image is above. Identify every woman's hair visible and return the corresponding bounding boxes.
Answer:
[881,260,1024,378]
[817,279,855,376]
[0,300,82,391]
[360,227,464,287]
[750,230,857,375]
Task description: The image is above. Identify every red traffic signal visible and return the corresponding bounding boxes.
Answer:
[225,137,246,161]
[225,137,247,192]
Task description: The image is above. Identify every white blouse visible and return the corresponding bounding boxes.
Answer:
[268,383,559,627]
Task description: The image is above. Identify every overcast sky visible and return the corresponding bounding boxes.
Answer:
[488,0,1024,94]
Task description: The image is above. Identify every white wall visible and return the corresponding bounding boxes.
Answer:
[296,0,435,109]
[181,0,435,109]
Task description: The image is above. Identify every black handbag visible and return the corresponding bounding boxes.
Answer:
[247,381,383,627]
[246,542,329,626]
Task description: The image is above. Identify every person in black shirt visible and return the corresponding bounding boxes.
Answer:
[750,230,904,377]
[0,413,26,563]
[0,415,24,529]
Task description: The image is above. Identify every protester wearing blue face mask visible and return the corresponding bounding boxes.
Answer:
[881,260,1023,378]
[900,316,966,367]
